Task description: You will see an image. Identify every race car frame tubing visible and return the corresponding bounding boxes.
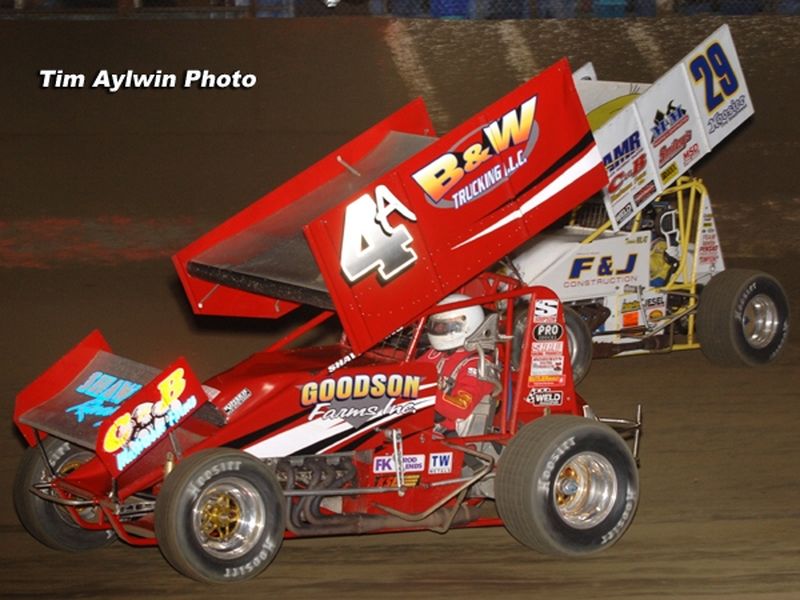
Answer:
[599,403,644,465]
[574,176,711,350]
[668,177,709,350]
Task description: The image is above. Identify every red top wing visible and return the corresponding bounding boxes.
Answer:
[306,59,607,353]
[173,99,436,318]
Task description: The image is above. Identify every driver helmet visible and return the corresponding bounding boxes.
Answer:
[427,294,484,351]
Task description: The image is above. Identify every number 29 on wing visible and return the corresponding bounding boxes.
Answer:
[339,185,419,284]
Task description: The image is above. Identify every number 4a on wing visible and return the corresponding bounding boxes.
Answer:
[340,185,419,284]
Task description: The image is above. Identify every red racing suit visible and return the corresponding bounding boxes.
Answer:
[420,348,496,432]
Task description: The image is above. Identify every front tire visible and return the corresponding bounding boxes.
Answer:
[496,416,638,556]
[697,269,789,366]
[14,437,116,551]
[155,448,285,583]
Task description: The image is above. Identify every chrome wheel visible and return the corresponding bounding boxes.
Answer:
[553,451,618,529]
[192,477,266,559]
[742,293,779,349]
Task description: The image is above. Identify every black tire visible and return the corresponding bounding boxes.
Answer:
[155,448,285,583]
[564,307,593,385]
[14,437,117,551]
[511,306,593,385]
[697,269,790,366]
[496,415,638,556]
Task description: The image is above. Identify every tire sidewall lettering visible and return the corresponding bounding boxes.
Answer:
[536,436,576,494]
[187,460,242,502]
[223,536,279,579]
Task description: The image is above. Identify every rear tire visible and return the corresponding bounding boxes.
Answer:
[697,269,789,366]
[14,437,116,551]
[496,416,638,556]
[564,307,593,385]
[155,448,285,583]
[512,305,593,385]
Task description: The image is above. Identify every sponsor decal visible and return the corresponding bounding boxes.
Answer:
[534,299,559,323]
[706,94,747,134]
[375,474,421,487]
[566,254,639,289]
[682,143,701,166]
[651,101,689,146]
[302,373,423,427]
[223,387,252,417]
[532,323,564,342]
[698,231,721,265]
[622,309,639,328]
[373,454,425,474]
[614,202,634,224]
[633,180,657,205]
[622,300,640,313]
[603,131,642,175]
[658,130,693,168]
[429,452,454,474]
[327,352,357,374]
[605,132,649,202]
[660,162,679,184]
[101,368,198,471]
[529,341,565,385]
[526,388,564,407]
[68,371,143,425]
[443,390,473,410]
[412,96,537,209]
[301,374,421,407]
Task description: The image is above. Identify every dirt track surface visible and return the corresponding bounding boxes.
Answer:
[1,16,798,599]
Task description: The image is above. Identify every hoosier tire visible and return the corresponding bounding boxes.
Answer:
[496,416,638,556]
[14,437,117,552]
[155,448,285,583]
[697,269,789,366]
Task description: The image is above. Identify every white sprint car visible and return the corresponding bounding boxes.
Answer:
[509,25,790,383]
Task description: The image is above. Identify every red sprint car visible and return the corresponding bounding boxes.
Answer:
[14,58,641,583]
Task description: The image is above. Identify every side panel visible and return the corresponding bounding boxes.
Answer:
[242,361,438,459]
[590,25,753,230]
[514,287,583,429]
[307,60,607,354]
[95,358,206,476]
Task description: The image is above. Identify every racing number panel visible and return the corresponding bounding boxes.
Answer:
[307,60,608,354]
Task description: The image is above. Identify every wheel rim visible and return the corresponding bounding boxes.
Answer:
[52,449,97,527]
[741,293,779,349]
[553,451,618,529]
[192,477,266,559]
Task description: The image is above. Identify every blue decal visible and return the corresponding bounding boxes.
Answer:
[690,42,739,114]
[67,371,142,426]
